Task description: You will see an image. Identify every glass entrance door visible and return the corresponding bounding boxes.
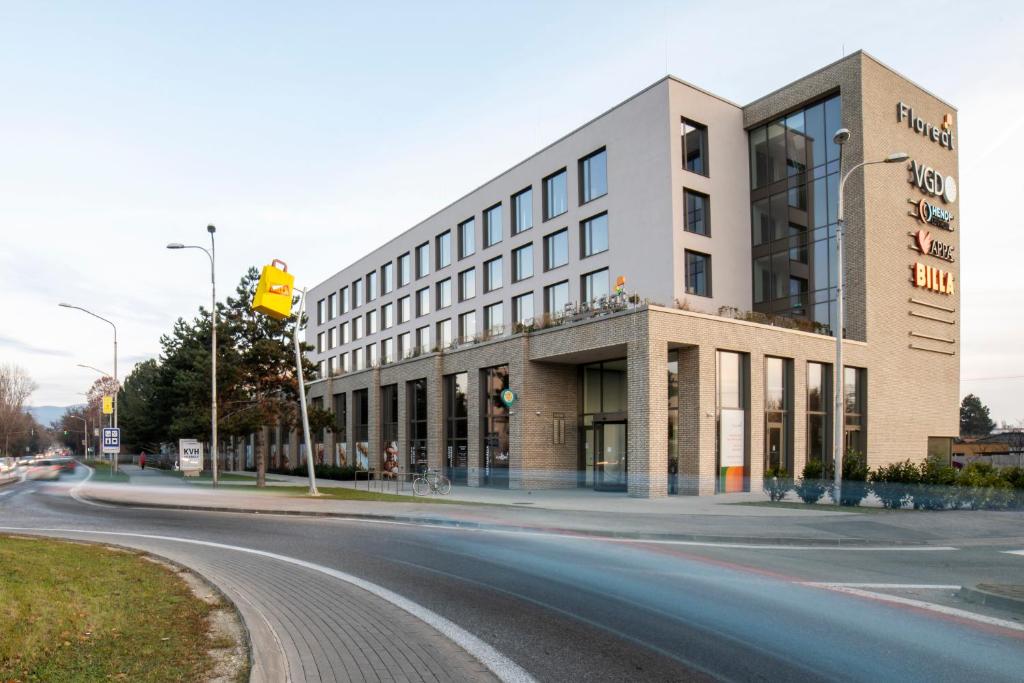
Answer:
[594,421,627,491]
[766,422,784,471]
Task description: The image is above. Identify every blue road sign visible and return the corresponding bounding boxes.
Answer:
[101,427,121,454]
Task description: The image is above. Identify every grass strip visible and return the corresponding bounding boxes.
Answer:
[0,535,219,682]
[83,460,130,484]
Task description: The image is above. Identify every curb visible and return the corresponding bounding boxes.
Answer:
[82,493,927,547]
[959,586,1024,615]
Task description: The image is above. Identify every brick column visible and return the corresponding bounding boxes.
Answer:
[627,335,668,498]
[791,359,807,479]
[427,355,444,471]
[368,370,382,472]
[508,339,526,489]
[466,367,482,487]
[397,382,408,477]
[748,351,765,492]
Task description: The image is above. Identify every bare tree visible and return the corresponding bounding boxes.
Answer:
[0,363,38,456]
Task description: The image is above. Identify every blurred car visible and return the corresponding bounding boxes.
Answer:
[53,457,76,473]
[26,459,62,481]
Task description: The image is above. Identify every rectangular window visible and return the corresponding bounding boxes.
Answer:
[381,385,398,465]
[512,292,534,326]
[484,301,503,334]
[318,359,326,378]
[352,315,364,340]
[544,280,570,315]
[844,367,867,457]
[327,356,335,376]
[544,228,569,270]
[333,393,347,445]
[398,295,410,323]
[416,326,430,354]
[353,347,365,371]
[459,267,476,301]
[512,243,533,282]
[684,189,710,236]
[437,318,452,348]
[381,337,394,364]
[327,326,337,350]
[458,310,476,341]
[512,187,533,234]
[436,278,452,309]
[764,357,793,474]
[340,351,350,372]
[398,253,411,287]
[415,242,430,279]
[416,287,430,317]
[338,287,349,314]
[484,256,503,293]
[685,250,711,297]
[579,148,608,204]
[580,213,608,258]
[581,268,610,302]
[340,320,350,344]
[366,309,378,335]
[458,218,475,259]
[352,279,364,308]
[366,343,377,368]
[381,302,394,329]
[327,292,337,320]
[543,169,568,220]
[716,350,748,493]
[366,271,378,302]
[444,373,469,484]
[408,378,429,472]
[436,230,452,269]
[807,361,832,468]
[681,117,709,176]
[484,204,502,248]
[398,331,412,359]
[316,331,325,353]
[381,262,394,294]
[316,299,325,325]
[353,389,368,466]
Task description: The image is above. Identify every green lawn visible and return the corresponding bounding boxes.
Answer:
[277,485,493,505]
[0,535,236,682]
[83,460,130,484]
[158,469,272,483]
[729,500,913,514]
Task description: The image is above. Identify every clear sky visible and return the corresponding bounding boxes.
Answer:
[2,1,1022,424]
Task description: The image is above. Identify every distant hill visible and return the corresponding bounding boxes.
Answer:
[26,405,83,428]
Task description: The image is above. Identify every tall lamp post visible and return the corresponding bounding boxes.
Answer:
[76,364,113,428]
[831,127,908,502]
[69,414,88,458]
[60,303,118,472]
[167,225,219,487]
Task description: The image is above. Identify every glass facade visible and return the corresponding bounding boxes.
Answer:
[749,94,841,330]
[444,373,469,484]
[408,379,428,473]
[482,365,510,488]
[579,359,628,491]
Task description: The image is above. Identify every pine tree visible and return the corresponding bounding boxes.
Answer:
[960,394,996,437]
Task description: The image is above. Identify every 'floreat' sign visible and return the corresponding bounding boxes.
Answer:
[897,101,955,151]
[911,262,955,295]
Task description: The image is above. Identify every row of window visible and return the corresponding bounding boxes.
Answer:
[315,149,609,327]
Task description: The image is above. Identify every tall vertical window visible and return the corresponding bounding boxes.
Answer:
[685,250,711,297]
[366,309,378,335]
[481,365,510,488]
[327,327,336,349]
[581,268,610,302]
[512,187,533,234]
[764,357,792,474]
[366,271,378,302]
[512,292,534,326]
[408,378,429,472]
[484,204,502,248]
[397,252,411,287]
[512,243,533,282]
[680,117,709,176]
[327,292,337,319]
[416,287,430,317]
[807,361,832,469]
[352,279,364,308]
[459,268,476,301]
[340,321,350,344]
[436,231,452,269]
[544,280,569,315]
[716,350,748,493]
[484,256,503,293]
[353,389,369,469]
[683,189,710,236]
[381,302,394,329]
[398,331,412,359]
[437,318,452,348]
[366,343,377,368]
[353,347,365,371]
[381,262,394,294]
[544,228,569,270]
[844,367,866,457]
[340,351,350,373]
[381,337,394,364]
[579,148,607,203]
[580,213,608,258]
[483,301,503,333]
[416,326,430,354]
[340,286,349,314]
[458,310,476,341]
[352,315,363,340]
[543,169,568,220]
[316,332,325,353]
[458,218,475,259]
[316,299,325,325]
[333,393,347,457]
[415,242,430,278]
[397,295,410,323]
[436,278,452,309]
[381,384,398,468]
[444,373,469,484]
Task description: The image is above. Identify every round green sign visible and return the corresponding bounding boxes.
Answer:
[500,389,518,407]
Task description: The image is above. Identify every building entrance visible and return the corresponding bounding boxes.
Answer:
[593,419,627,491]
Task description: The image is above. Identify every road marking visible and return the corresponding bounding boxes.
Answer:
[803,583,1024,634]
[805,582,962,590]
[0,527,536,683]
[70,462,116,508]
[1004,550,1024,557]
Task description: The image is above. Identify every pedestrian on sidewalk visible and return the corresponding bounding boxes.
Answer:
[140,452,146,470]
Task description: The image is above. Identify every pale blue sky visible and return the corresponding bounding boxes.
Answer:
[2,1,1022,423]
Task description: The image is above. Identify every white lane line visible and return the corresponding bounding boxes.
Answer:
[0,526,536,683]
[805,582,962,590]
[803,584,1024,633]
[70,463,116,508]
[1003,550,1024,557]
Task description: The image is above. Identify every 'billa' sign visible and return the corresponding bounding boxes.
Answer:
[910,262,955,295]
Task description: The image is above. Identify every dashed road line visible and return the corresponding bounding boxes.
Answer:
[1003,550,1024,557]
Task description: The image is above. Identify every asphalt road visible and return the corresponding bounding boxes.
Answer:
[3,467,1024,682]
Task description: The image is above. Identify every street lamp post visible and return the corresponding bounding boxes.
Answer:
[831,128,908,502]
[60,303,118,472]
[167,225,219,487]
[69,415,88,457]
[76,364,112,431]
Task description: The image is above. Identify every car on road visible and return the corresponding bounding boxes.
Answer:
[25,459,63,481]
[53,457,77,473]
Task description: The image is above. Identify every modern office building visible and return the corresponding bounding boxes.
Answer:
[297,50,960,497]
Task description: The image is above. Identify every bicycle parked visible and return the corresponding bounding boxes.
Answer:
[412,468,451,496]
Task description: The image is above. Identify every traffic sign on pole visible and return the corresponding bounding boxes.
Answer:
[102,396,113,415]
[101,428,121,454]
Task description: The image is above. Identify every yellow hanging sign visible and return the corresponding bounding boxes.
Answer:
[102,395,113,415]
[252,259,295,320]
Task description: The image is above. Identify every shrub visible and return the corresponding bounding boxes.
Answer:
[870,460,920,509]
[955,462,1014,510]
[1000,467,1024,509]
[913,454,958,510]
[837,449,869,506]
[795,459,829,504]
[763,466,792,502]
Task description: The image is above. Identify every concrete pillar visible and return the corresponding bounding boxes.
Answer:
[627,336,668,498]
